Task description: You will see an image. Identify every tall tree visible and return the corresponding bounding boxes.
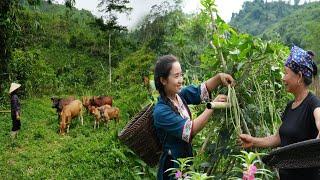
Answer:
[98,0,132,84]
[27,0,41,7]
[65,0,75,9]
[0,0,20,95]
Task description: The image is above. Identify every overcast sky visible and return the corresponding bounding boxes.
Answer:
[53,0,318,29]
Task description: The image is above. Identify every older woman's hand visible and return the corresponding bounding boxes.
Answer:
[219,73,235,87]
[239,134,254,148]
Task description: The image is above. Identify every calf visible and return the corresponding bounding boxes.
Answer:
[89,105,120,129]
[60,100,83,135]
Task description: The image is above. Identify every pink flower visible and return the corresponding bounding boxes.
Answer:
[242,173,255,180]
[248,164,257,174]
[242,164,257,180]
[175,171,182,179]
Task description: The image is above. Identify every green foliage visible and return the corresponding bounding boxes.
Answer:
[9,49,56,96]
[112,47,156,115]
[230,1,320,62]
[97,0,132,32]
[190,1,291,178]
[165,157,214,180]
[0,0,21,97]
[230,0,296,36]
[27,0,41,7]
[261,2,320,61]
[231,151,273,180]
[65,0,75,9]
[133,2,185,54]
[2,1,137,97]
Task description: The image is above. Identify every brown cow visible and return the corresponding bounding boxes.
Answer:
[51,96,75,120]
[60,100,83,135]
[82,96,91,109]
[82,96,113,110]
[89,105,119,129]
[143,76,150,87]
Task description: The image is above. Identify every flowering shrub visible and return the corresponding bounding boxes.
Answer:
[231,151,273,180]
[242,164,257,180]
[165,157,214,180]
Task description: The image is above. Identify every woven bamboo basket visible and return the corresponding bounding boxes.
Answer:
[262,139,320,169]
[118,103,162,166]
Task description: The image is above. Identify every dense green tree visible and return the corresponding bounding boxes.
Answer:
[0,0,20,97]
[27,0,41,7]
[65,0,75,9]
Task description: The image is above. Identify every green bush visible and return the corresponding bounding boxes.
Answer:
[9,49,56,96]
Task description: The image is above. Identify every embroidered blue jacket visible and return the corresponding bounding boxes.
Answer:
[153,85,203,180]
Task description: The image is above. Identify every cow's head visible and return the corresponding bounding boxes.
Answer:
[88,105,97,115]
[82,96,90,107]
[51,97,61,109]
[59,122,66,135]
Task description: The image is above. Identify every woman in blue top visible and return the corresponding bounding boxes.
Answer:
[240,46,320,179]
[153,55,235,179]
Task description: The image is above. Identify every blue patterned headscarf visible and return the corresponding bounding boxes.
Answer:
[285,45,315,78]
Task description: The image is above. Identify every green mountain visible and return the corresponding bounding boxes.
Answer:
[262,2,320,55]
[230,0,295,36]
[230,0,320,60]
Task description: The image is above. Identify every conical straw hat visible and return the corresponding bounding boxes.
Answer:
[9,83,21,94]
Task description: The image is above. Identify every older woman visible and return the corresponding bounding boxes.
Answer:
[240,46,320,179]
[153,55,234,179]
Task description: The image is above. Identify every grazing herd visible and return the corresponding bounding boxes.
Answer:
[51,96,119,135]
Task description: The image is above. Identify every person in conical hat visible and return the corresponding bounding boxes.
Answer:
[9,83,21,94]
[9,83,21,138]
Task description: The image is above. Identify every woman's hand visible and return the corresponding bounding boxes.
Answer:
[219,73,235,87]
[207,94,230,109]
[213,94,228,102]
[239,134,254,148]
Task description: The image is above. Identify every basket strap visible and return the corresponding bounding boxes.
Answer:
[160,96,190,152]
[162,132,168,152]
[148,103,167,152]
[179,94,192,119]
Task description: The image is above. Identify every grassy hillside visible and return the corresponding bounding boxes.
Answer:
[1,1,157,179]
[0,97,156,179]
[3,1,137,98]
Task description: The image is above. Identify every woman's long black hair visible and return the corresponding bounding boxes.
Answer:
[154,55,179,114]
